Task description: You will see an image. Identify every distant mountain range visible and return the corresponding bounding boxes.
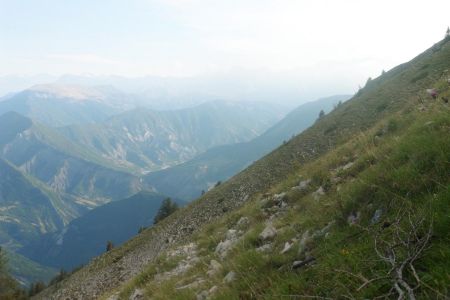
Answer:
[0,84,138,126]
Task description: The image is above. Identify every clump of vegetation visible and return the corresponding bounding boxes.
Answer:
[0,247,27,300]
[153,198,179,224]
[106,241,114,252]
[28,281,46,297]
[410,71,429,83]
[318,109,325,120]
[48,268,68,286]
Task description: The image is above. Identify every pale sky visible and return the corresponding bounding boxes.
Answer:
[0,0,449,78]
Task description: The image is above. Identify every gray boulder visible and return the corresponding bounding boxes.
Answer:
[223,271,237,283]
[371,209,383,224]
[259,224,277,241]
[312,186,325,201]
[292,179,311,191]
[206,259,223,277]
[129,289,144,300]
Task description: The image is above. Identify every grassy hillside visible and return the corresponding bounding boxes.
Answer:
[34,37,450,299]
[114,79,450,299]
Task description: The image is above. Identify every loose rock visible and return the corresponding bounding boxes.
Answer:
[236,216,250,227]
[209,285,218,295]
[256,243,272,252]
[312,186,325,201]
[341,162,354,170]
[196,290,209,300]
[215,239,234,258]
[280,241,294,254]
[298,230,312,256]
[223,271,237,283]
[292,257,316,270]
[226,229,238,241]
[176,278,206,290]
[259,224,277,241]
[292,179,311,191]
[371,209,383,224]
[206,260,223,277]
[107,293,119,300]
[129,289,144,300]
[347,211,361,225]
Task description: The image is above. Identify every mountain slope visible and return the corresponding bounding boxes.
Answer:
[20,192,184,271]
[57,100,286,173]
[34,38,450,299]
[115,79,450,299]
[0,158,65,248]
[5,251,57,287]
[145,95,350,200]
[0,112,147,204]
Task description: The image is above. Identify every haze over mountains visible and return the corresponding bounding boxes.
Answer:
[0,84,137,126]
[57,100,285,173]
[0,79,347,286]
[145,95,350,200]
[0,71,358,109]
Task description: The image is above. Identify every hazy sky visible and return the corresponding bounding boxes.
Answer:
[1,0,449,78]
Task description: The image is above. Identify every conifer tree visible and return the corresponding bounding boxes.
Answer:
[106,241,114,252]
[153,198,178,224]
[318,109,325,119]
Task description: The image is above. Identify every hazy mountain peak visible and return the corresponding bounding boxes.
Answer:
[26,84,106,102]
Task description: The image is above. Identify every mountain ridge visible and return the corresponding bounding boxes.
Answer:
[56,100,286,173]
[145,95,350,200]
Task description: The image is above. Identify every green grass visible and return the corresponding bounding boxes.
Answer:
[36,38,450,300]
[111,76,450,299]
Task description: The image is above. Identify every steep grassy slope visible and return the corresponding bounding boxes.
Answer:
[57,100,286,173]
[114,83,450,299]
[34,38,450,299]
[145,95,350,200]
[22,192,185,271]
